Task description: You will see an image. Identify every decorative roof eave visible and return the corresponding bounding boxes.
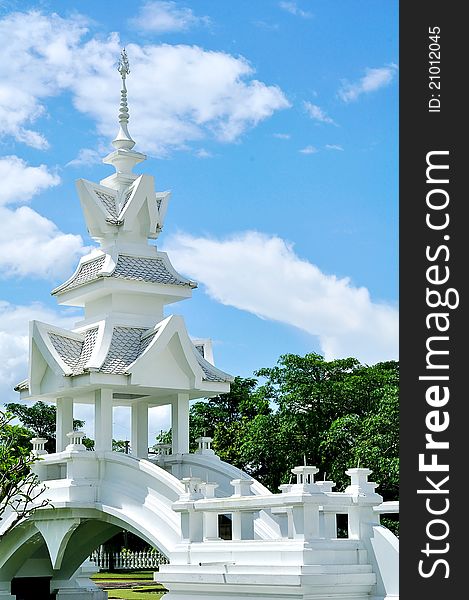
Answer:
[197,380,232,394]
[14,367,231,403]
[31,321,85,378]
[13,379,29,392]
[51,253,109,296]
[14,371,131,403]
[52,252,196,299]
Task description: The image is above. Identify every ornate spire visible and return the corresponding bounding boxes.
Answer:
[102,48,146,190]
[112,48,135,150]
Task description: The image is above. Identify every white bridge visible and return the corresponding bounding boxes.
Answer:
[0,438,398,600]
[0,50,399,600]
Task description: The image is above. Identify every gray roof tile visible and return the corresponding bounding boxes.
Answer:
[112,255,192,286]
[48,327,99,375]
[49,333,83,370]
[194,344,205,357]
[194,351,232,383]
[74,327,99,374]
[53,256,106,295]
[53,254,195,295]
[95,189,119,220]
[100,326,158,374]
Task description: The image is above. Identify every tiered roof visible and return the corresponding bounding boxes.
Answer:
[15,48,233,403]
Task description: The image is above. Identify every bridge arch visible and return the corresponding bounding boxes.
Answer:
[0,450,184,587]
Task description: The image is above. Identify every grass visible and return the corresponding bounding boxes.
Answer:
[90,571,166,599]
[105,587,165,600]
[91,571,154,580]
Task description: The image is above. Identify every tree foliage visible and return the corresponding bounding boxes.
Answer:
[5,401,87,452]
[0,411,49,538]
[182,354,399,500]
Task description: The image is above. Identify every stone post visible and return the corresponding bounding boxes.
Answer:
[287,465,324,540]
[345,468,382,539]
[31,437,48,457]
[153,443,172,459]
[230,478,253,497]
[317,479,337,539]
[230,478,256,540]
[344,467,385,597]
[179,477,204,542]
[291,465,319,489]
[195,436,215,456]
[66,431,87,452]
[200,482,220,540]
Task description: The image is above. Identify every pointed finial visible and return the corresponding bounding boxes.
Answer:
[118,47,130,79]
[112,48,135,151]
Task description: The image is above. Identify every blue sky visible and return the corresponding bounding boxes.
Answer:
[0,1,398,435]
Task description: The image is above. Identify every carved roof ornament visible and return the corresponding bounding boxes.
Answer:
[112,47,135,151]
[118,47,130,79]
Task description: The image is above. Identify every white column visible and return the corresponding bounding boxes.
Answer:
[171,393,189,455]
[56,397,74,452]
[131,401,149,459]
[94,388,113,452]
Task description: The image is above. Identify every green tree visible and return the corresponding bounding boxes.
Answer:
[190,376,270,460]
[112,439,130,453]
[0,411,49,538]
[157,356,399,503]
[5,401,87,452]
[319,384,399,499]
[192,355,399,497]
[255,355,399,487]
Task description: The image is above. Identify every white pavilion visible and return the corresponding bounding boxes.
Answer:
[14,48,233,459]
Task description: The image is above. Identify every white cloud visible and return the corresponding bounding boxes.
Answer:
[0,156,60,206]
[66,148,102,168]
[0,206,89,280]
[194,148,213,159]
[0,301,79,406]
[279,2,313,19]
[299,145,318,154]
[325,144,344,151]
[304,102,336,125]
[129,1,210,33]
[0,11,289,155]
[164,231,398,365]
[338,64,398,103]
[273,133,291,139]
[0,10,89,149]
[0,156,88,280]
